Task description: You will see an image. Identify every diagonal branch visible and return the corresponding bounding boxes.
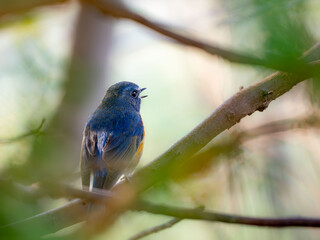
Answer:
[85,0,320,74]
[127,39,320,190]
[1,0,319,73]
[1,0,271,69]
[129,71,308,192]
[84,0,270,67]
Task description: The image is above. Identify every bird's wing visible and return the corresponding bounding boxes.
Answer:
[80,131,96,190]
[80,117,144,190]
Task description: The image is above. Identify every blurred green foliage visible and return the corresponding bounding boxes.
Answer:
[227,0,313,63]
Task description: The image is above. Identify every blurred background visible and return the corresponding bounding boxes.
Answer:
[1,0,320,239]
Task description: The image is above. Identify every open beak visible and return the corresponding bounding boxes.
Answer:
[139,88,148,98]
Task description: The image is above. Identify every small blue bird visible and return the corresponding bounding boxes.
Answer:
[80,81,146,194]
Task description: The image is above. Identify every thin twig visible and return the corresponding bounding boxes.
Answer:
[0,119,45,144]
[136,201,320,228]
[128,218,181,240]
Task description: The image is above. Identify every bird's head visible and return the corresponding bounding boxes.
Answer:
[104,81,147,111]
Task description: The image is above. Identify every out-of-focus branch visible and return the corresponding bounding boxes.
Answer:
[237,113,320,140]
[123,42,320,192]
[84,0,271,68]
[128,218,181,240]
[0,178,114,203]
[4,181,320,232]
[0,178,38,203]
[0,0,67,18]
[39,182,115,202]
[0,179,88,237]
[130,72,309,192]
[1,0,319,73]
[174,113,320,179]
[0,199,87,237]
[0,0,274,70]
[136,201,320,228]
[1,109,319,236]
[85,0,315,72]
[87,0,320,74]
[0,119,45,144]
[0,179,109,236]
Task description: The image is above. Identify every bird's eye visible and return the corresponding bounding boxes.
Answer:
[131,90,138,98]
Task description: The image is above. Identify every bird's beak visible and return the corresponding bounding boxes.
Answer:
[140,88,148,98]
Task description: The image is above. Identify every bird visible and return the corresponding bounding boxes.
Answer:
[80,81,146,196]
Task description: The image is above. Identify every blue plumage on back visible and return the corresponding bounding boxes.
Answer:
[80,82,146,192]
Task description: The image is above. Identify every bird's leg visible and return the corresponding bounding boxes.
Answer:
[121,175,133,184]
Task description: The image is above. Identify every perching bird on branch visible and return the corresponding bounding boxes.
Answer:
[80,81,146,203]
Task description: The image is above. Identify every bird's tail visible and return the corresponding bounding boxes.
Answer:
[87,170,122,221]
[87,170,108,218]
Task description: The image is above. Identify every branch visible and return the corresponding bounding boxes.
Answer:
[175,113,320,179]
[136,201,320,228]
[84,0,317,73]
[128,40,320,190]
[1,0,318,73]
[129,218,181,240]
[5,181,320,234]
[0,199,87,237]
[130,71,310,192]
[0,178,115,203]
[0,179,113,236]
[237,113,320,140]
[85,0,268,66]
[0,119,45,144]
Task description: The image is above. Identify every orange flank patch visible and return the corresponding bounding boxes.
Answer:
[135,138,144,160]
